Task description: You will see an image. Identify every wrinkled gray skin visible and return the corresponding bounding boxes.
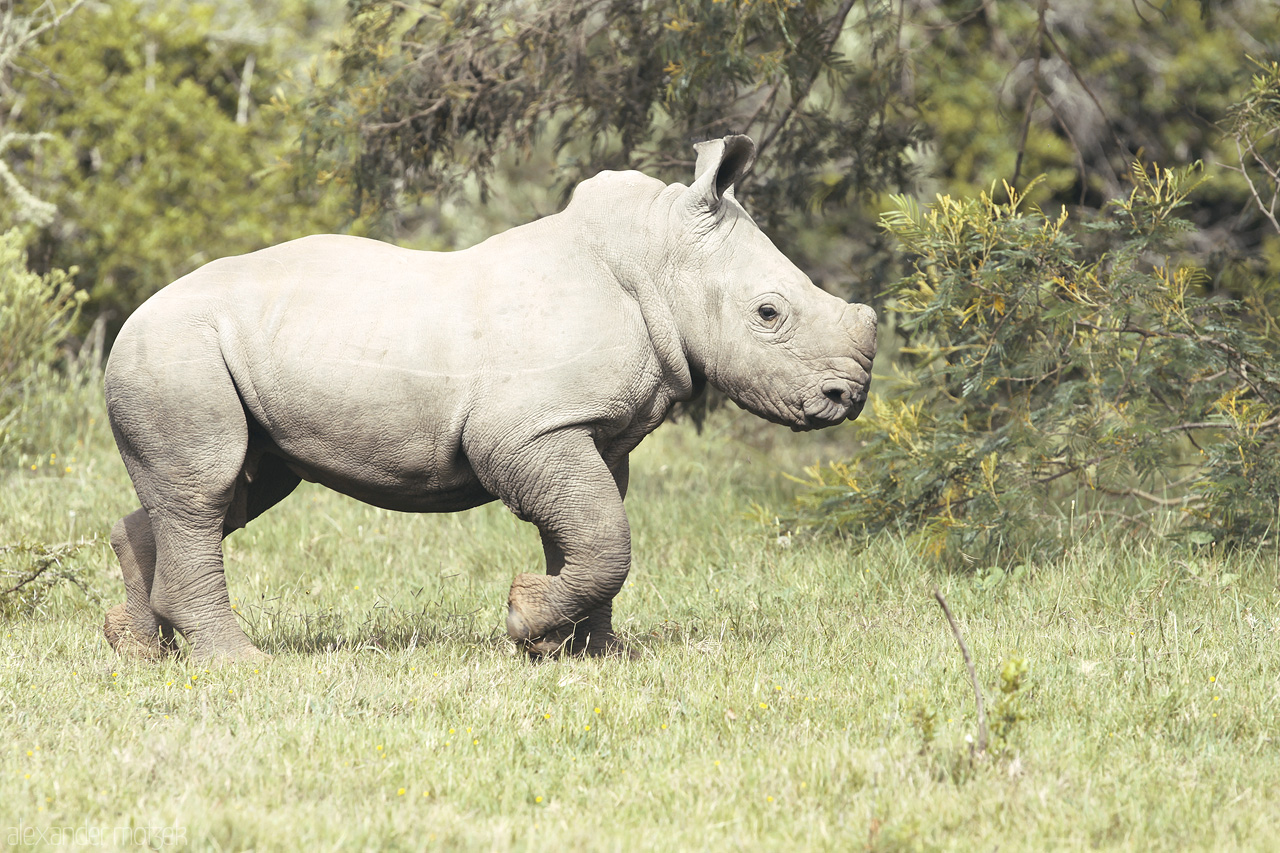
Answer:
[102,135,876,662]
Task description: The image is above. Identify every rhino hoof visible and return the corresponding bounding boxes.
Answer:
[577,632,640,660]
[103,604,178,662]
[505,604,536,643]
[516,624,639,661]
[505,573,561,641]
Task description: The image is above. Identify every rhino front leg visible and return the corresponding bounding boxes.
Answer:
[526,457,632,657]
[488,431,632,655]
[528,536,629,658]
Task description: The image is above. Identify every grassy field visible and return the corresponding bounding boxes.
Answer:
[3,374,1279,851]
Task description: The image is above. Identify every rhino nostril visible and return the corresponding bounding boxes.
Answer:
[822,381,852,407]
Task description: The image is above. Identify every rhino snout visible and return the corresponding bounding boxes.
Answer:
[801,377,868,427]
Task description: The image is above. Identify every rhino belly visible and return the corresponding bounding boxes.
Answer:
[277,451,495,514]
[239,398,495,514]
[228,343,491,514]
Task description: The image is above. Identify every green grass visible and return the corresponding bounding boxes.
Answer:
[3,376,1279,851]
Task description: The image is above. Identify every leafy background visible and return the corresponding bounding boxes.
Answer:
[4,0,1280,563]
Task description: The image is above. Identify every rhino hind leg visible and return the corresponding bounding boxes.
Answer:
[103,508,178,660]
[104,453,301,661]
[108,356,287,663]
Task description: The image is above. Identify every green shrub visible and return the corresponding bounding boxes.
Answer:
[989,655,1030,757]
[796,164,1280,565]
[0,228,86,462]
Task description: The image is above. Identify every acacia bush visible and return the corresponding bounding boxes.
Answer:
[796,164,1280,565]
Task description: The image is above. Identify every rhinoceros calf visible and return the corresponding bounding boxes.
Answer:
[102,135,876,662]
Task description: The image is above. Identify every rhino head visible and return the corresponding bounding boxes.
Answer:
[660,135,877,430]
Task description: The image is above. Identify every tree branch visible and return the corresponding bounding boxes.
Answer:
[753,0,858,164]
[1094,486,1201,507]
[1010,0,1048,190]
[1235,137,1280,235]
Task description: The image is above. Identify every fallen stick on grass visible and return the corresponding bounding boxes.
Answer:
[933,587,988,756]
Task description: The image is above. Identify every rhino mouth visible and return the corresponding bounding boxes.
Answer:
[793,382,867,431]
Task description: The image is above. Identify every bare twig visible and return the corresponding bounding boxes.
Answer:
[1010,0,1047,191]
[1235,137,1280,235]
[1094,486,1201,508]
[0,0,87,89]
[933,588,988,756]
[361,98,449,133]
[0,538,98,602]
[235,53,256,126]
[0,558,54,596]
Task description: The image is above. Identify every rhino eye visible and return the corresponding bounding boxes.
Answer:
[757,304,779,323]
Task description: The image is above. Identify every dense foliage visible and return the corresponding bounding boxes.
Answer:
[298,0,922,287]
[911,0,1280,300]
[797,163,1280,562]
[4,0,1279,560]
[299,0,1280,295]
[0,229,84,463]
[3,0,345,326]
[302,1,917,207]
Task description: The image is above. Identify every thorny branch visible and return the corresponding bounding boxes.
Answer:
[1234,136,1280,235]
[0,539,97,603]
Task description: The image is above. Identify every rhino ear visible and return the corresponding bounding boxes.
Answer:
[690,134,756,210]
